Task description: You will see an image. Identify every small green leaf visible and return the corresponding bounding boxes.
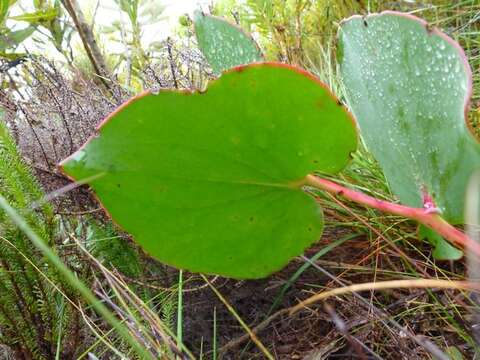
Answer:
[10,7,58,24]
[0,26,35,51]
[0,51,26,60]
[418,225,463,260]
[194,10,263,75]
[61,63,357,279]
[339,11,480,223]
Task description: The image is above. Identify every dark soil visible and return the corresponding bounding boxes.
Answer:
[178,225,470,359]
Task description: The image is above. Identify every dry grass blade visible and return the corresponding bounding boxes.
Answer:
[290,279,480,314]
[70,234,193,359]
[300,257,453,359]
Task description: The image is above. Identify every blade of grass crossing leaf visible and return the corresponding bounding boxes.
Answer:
[0,194,154,360]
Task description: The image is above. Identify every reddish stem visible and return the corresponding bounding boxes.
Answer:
[305,175,480,258]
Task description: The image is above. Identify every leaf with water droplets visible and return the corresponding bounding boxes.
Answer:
[60,63,358,279]
[339,12,480,229]
[194,10,263,75]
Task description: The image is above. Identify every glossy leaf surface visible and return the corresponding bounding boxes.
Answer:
[339,11,480,223]
[61,63,357,278]
[194,10,263,75]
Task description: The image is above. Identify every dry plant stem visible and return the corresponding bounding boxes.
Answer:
[219,279,465,354]
[290,279,480,315]
[61,0,113,93]
[305,174,480,257]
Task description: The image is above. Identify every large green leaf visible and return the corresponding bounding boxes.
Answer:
[61,63,357,278]
[194,10,263,75]
[338,11,480,224]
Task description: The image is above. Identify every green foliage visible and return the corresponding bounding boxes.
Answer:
[41,1,72,55]
[338,12,480,224]
[101,0,165,87]
[212,1,480,259]
[215,0,367,66]
[0,0,66,60]
[1,1,478,356]
[10,7,58,23]
[0,0,14,24]
[0,26,35,51]
[0,111,77,359]
[194,10,263,74]
[61,63,357,278]
[85,221,141,278]
[0,110,158,359]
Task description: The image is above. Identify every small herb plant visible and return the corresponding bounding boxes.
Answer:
[60,11,480,279]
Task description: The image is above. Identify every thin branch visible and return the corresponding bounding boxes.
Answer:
[167,38,179,89]
[61,0,114,94]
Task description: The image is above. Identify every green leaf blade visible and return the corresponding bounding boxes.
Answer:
[61,63,357,279]
[10,7,58,24]
[194,10,264,75]
[339,11,480,223]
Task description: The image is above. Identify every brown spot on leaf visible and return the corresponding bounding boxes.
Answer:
[425,23,434,34]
